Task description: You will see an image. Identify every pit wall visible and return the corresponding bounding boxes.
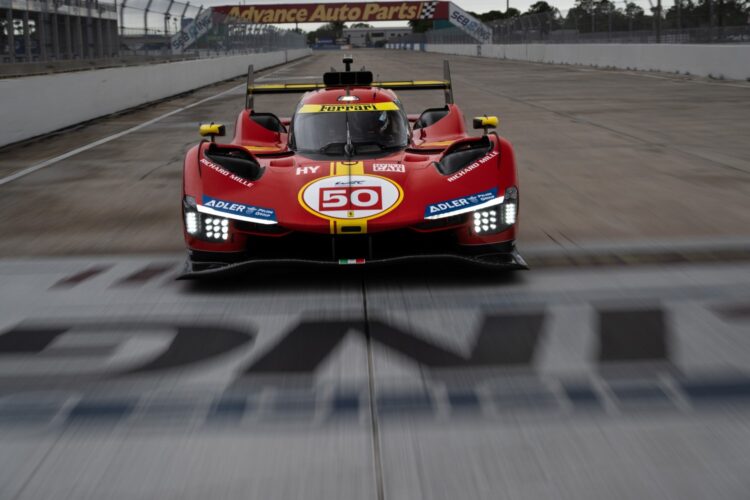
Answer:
[0,48,312,148]
[387,43,750,82]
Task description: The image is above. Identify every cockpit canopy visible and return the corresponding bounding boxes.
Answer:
[290,101,410,155]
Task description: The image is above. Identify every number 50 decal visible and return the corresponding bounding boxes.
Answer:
[320,186,383,210]
[301,175,402,220]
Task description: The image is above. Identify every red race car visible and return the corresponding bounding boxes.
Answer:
[181,57,525,275]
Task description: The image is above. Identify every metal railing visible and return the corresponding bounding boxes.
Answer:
[487,9,750,44]
[117,0,306,56]
[1,0,306,66]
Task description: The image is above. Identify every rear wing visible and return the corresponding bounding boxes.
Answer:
[246,60,454,109]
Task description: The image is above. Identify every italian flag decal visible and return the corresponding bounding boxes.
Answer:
[339,259,366,265]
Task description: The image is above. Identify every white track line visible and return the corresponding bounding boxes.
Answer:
[0,84,242,187]
[0,57,309,187]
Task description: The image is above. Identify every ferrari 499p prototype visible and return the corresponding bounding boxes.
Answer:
[181,57,525,275]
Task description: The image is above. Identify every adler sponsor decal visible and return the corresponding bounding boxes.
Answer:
[424,188,500,219]
[201,195,277,222]
[200,158,253,187]
[373,163,405,173]
[446,150,498,182]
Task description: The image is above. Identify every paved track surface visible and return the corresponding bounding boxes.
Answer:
[0,50,749,256]
[1,257,750,499]
[1,51,750,499]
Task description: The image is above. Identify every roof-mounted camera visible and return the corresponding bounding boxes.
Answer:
[342,56,354,72]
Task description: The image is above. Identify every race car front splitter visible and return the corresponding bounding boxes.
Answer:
[178,248,529,279]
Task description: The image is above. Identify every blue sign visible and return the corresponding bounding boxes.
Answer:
[424,188,498,218]
[201,195,277,222]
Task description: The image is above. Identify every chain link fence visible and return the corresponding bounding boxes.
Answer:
[1,0,306,70]
[396,1,750,45]
[117,0,306,56]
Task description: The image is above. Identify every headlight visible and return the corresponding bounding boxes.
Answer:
[472,187,517,235]
[502,186,518,225]
[185,211,200,235]
[183,196,201,236]
[183,196,230,241]
[203,217,229,241]
[473,209,498,234]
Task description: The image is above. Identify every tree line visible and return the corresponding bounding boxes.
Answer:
[412,0,749,33]
[302,0,748,41]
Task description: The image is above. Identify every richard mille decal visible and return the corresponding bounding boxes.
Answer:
[200,158,254,187]
[446,150,498,182]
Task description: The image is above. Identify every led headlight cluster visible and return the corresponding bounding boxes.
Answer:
[183,196,201,236]
[502,200,517,225]
[204,217,229,240]
[183,196,230,242]
[185,211,200,235]
[473,209,499,234]
[503,187,518,225]
[472,187,518,235]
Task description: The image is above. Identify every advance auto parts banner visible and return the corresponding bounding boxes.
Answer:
[213,2,449,24]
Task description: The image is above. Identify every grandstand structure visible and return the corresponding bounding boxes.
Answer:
[1,0,119,63]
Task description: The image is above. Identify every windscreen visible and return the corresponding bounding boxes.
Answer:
[291,104,409,155]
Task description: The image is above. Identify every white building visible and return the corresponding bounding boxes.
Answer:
[343,27,413,47]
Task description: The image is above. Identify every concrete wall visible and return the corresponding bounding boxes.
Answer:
[0,48,311,147]
[388,43,750,82]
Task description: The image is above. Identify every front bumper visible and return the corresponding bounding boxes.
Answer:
[180,224,527,278]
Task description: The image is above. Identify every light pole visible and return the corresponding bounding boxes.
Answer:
[655,0,661,43]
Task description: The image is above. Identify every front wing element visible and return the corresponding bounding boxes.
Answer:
[178,248,528,279]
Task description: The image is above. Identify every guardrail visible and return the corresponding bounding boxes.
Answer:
[0,48,311,147]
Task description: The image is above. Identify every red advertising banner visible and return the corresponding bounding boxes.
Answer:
[213,1,449,24]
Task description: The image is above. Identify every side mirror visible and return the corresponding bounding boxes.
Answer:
[473,116,498,132]
[199,123,226,142]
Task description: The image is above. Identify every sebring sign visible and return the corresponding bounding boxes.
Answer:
[170,8,213,54]
[448,3,492,44]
